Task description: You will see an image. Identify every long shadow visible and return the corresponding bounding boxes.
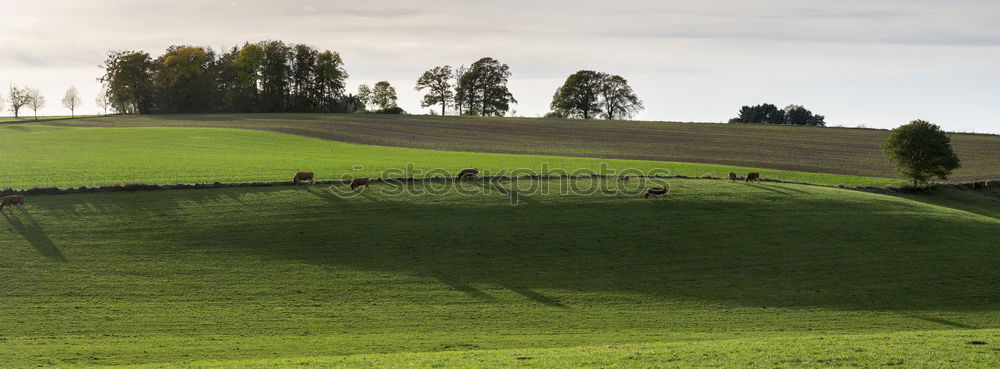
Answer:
[503,285,567,308]
[906,314,976,329]
[432,273,497,302]
[895,187,1000,221]
[2,211,66,261]
[16,184,1000,312]
[746,184,792,195]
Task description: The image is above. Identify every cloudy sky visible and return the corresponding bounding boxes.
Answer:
[2,0,999,132]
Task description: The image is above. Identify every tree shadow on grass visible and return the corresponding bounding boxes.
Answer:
[22,184,1000,312]
[2,210,65,262]
[905,314,977,329]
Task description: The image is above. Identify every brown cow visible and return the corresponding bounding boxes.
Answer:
[745,172,760,183]
[457,168,479,180]
[728,172,738,182]
[293,171,315,185]
[349,177,370,190]
[644,187,668,199]
[972,181,990,191]
[1,195,26,211]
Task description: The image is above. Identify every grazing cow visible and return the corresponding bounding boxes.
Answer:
[746,172,760,183]
[644,187,668,199]
[349,177,370,190]
[293,171,315,185]
[619,176,631,184]
[0,195,26,211]
[973,181,989,190]
[728,172,738,182]
[457,168,479,180]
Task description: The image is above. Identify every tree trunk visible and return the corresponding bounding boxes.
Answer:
[441,101,446,116]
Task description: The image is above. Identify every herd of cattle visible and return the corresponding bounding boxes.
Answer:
[1,170,994,212]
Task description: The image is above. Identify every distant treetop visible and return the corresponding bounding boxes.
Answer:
[729,103,825,126]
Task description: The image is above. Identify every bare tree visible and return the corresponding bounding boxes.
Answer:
[95,85,111,115]
[7,85,30,118]
[62,86,82,118]
[27,88,46,120]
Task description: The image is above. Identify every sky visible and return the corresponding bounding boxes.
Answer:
[1,0,999,133]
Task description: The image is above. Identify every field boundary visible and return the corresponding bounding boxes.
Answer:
[3,173,987,198]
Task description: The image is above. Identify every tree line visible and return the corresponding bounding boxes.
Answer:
[99,41,350,114]
[93,40,646,119]
[2,85,89,119]
[728,103,826,126]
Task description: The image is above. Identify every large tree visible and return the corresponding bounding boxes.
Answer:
[456,57,516,116]
[598,74,643,120]
[415,65,454,115]
[314,50,348,112]
[551,70,603,119]
[259,40,292,112]
[883,120,961,186]
[730,103,785,124]
[371,81,398,110]
[232,43,265,112]
[27,88,46,120]
[62,86,82,117]
[99,50,155,114]
[7,85,30,118]
[154,45,216,113]
[290,44,319,111]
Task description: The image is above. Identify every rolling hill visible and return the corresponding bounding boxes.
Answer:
[2,178,999,368]
[40,113,1000,182]
[0,125,895,190]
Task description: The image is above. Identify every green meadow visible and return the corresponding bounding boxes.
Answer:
[1,179,998,368]
[0,125,898,189]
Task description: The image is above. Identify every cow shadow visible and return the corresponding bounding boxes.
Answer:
[2,210,66,262]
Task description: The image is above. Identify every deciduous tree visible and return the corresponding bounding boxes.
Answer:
[455,58,516,116]
[99,50,154,114]
[7,85,31,118]
[371,81,398,110]
[357,84,373,110]
[598,74,643,120]
[154,45,216,113]
[883,120,961,186]
[551,70,603,119]
[259,40,292,112]
[27,88,46,120]
[416,65,454,116]
[314,50,348,112]
[62,86,82,117]
[95,86,111,115]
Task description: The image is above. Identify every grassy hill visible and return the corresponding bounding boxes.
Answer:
[0,125,895,189]
[39,113,1000,182]
[2,178,999,367]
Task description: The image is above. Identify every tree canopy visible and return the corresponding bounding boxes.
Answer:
[729,103,825,126]
[883,120,961,186]
[455,57,517,117]
[99,41,349,115]
[415,65,454,115]
[550,70,603,119]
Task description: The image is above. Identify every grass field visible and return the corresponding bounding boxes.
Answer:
[39,113,1000,182]
[122,330,1000,368]
[2,179,999,367]
[0,125,899,189]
